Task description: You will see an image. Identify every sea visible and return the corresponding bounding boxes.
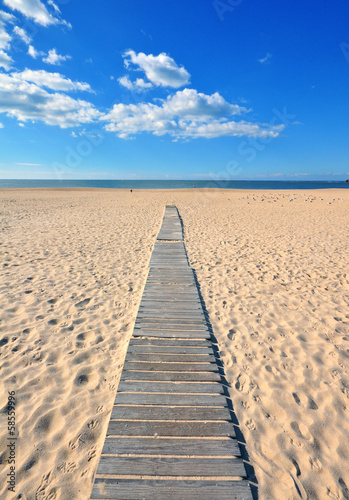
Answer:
[0,179,348,190]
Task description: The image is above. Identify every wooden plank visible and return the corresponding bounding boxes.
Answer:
[141,294,200,299]
[114,393,227,406]
[118,381,222,393]
[132,331,211,339]
[137,309,206,324]
[137,311,207,326]
[91,479,253,500]
[120,371,221,382]
[148,273,193,277]
[124,361,217,371]
[140,299,201,304]
[127,345,213,354]
[110,406,232,421]
[128,339,212,347]
[138,307,203,312]
[101,437,241,456]
[125,354,214,363]
[135,324,208,331]
[106,420,235,437]
[96,456,246,477]
[134,324,208,331]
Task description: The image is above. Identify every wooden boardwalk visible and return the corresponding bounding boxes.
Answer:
[91,206,255,500]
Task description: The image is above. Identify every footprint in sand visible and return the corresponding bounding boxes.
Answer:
[292,392,318,410]
[88,419,99,429]
[88,446,97,462]
[309,457,322,471]
[75,298,91,309]
[69,434,82,450]
[245,419,256,431]
[291,421,312,440]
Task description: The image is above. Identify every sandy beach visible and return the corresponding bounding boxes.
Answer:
[1,187,349,500]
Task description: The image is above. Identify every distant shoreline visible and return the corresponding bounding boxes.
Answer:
[1,179,349,191]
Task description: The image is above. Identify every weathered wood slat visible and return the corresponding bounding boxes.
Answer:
[135,324,209,331]
[140,299,201,304]
[138,304,202,310]
[138,310,203,316]
[127,345,213,354]
[128,338,212,347]
[129,337,212,347]
[91,479,253,500]
[132,330,211,339]
[95,456,246,477]
[124,361,217,371]
[107,420,235,437]
[110,406,232,421]
[118,381,222,393]
[124,354,214,363]
[113,393,227,406]
[135,319,206,326]
[101,437,241,456]
[120,371,222,382]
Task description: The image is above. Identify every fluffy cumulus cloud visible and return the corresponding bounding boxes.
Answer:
[3,0,62,26]
[102,88,283,140]
[0,49,13,69]
[0,9,15,68]
[13,25,31,44]
[0,19,12,50]
[0,72,100,127]
[28,44,39,58]
[118,75,153,91]
[122,50,190,88]
[43,48,71,65]
[14,69,93,92]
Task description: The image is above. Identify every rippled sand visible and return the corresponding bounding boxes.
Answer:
[0,188,348,499]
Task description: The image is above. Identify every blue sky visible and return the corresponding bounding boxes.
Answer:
[0,0,348,180]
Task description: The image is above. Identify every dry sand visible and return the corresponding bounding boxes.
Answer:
[0,188,348,500]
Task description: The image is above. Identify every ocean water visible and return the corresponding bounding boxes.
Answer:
[0,179,348,190]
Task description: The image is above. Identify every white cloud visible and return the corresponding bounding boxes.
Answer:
[0,21,12,50]
[43,48,71,65]
[118,75,133,90]
[258,52,272,64]
[13,25,31,44]
[102,88,283,140]
[15,69,93,92]
[0,10,15,51]
[47,0,60,14]
[118,75,153,91]
[0,122,4,128]
[0,10,16,23]
[28,44,39,58]
[0,72,100,127]
[3,0,59,26]
[16,162,42,165]
[0,49,13,70]
[123,50,190,88]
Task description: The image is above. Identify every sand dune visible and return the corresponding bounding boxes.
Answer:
[0,188,348,499]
